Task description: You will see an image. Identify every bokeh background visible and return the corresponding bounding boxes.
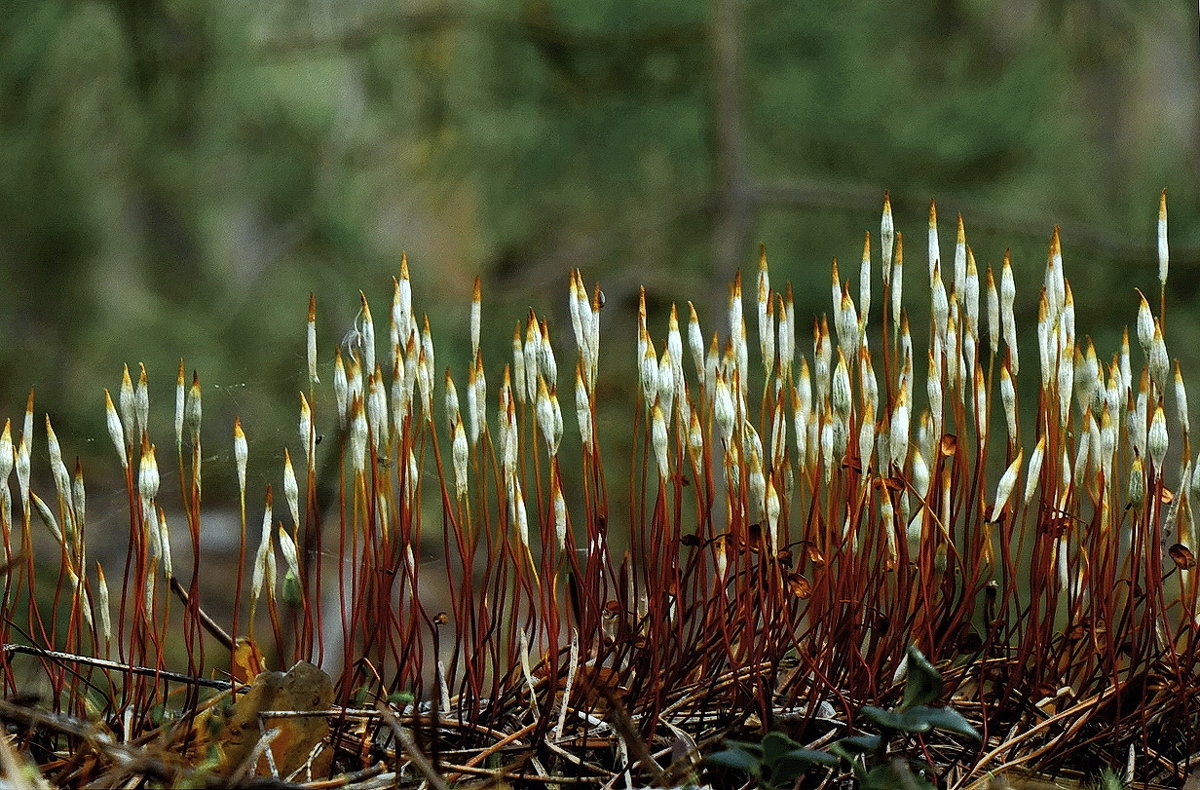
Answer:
[2,0,1199,503]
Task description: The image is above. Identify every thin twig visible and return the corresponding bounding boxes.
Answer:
[375,702,451,790]
[3,643,232,690]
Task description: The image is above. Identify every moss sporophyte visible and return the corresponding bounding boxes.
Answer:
[2,191,1197,786]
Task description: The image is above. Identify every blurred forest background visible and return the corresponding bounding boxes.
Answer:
[1,0,1199,502]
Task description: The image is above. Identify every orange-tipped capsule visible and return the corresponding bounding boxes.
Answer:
[781,285,795,377]
[540,319,557,386]
[588,282,602,382]
[1037,290,1051,389]
[1150,321,1169,393]
[444,369,460,434]
[45,415,69,503]
[135,363,149,441]
[536,376,555,456]
[729,269,743,345]
[186,371,202,442]
[367,367,388,450]
[953,213,966,297]
[974,364,987,445]
[156,505,173,579]
[233,417,247,495]
[308,293,319,384]
[251,487,275,606]
[1129,454,1146,507]
[0,419,11,487]
[859,231,872,327]
[667,304,683,378]
[333,348,348,425]
[757,246,773,374]
[814,316,831,404]
[1159,188,1169,287]
[687,301,704,378]
[1149,403,1168,471]
[348,395,368,474]
[640,332,658,412]
[551,469,567,550]
[638,285,648,353]
[931,261,948,344]
[1057,340,1074,426]
[830,257,842,330]
[119,365,134,448]
[657,348,675,422]
[651,403,669,480]
[927,199,940,282]
[470,275,482,357]
[1046,226,1064,315]
[276,523,301,595]
[891,232,904,330]
[890,386,910,470]
[298,393,313,468]
[282,448,299,526]
[990,450,1023,522]
[1001,251,1017,375]
[138,440,160,504]
[1023,436,1045,507]
[174,360,185,451]
[512,480,529,548]
[96,563,112,645]
[72,459,85,530]
[1120,328,1131,397]
[765,475,780,552]
[103,389,127,470]
[473,350,486,445]
[415,346,433,422]
[511,321,525,405]
[985,265,999,357]
[831,350,851,420]
[791,385,807,469]
[964,247,979,339]
[857,401,875,474]
[881,191,894,274]
[575,363,592,453]
[396,253,412,341]
[1000,363,1017,441]
[452,417,469,500]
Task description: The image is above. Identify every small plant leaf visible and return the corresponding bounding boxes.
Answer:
[705,743,762,779]
[863,761,936,790]
[722,739,764,755]
[861,705,931,733]
[780,748,840,768]
[760,730,804,766]
[231,638,265,685]
[910,705,982,740]
[831,733,883,754]
[772,749,838,785]
[861,703,981,738]
[902,645,943,709]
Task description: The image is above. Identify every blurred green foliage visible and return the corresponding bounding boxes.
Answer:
[0,0,1197,495]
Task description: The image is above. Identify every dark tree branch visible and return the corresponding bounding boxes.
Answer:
[709,0,757,284]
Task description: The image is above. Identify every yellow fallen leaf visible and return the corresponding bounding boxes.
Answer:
[192,661,334,780]
[231,638,265,685]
